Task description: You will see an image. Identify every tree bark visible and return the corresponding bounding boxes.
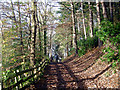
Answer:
[49,30,52,58]
[27,2,31,52]
[11,0,19,38]
[0,20,2,90]
[71,2,78,54]
[96,0,102,47]
[36,8,42,59]
[44,27,47,56]
[30,0,37,66]
[71,2,75,49]
[109,0,113,22]
[28,13,32,51]
[38,8,43,56]
[43,6,47,56]
[101,0,107,19]
[18,1,24,58]
[77,16,80,33]
[70,20,73,48]
[88,1,93,37]
[96,0,101,26]
[66,42,69,57]
[81,1,87,39]
[11,0,16,23]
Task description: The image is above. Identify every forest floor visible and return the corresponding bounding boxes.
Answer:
[26,46,119,90]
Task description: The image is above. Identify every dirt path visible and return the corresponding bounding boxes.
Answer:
[26,47,119,89]
[28,62,86,89]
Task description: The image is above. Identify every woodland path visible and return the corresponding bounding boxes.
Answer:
[26,47,118,89]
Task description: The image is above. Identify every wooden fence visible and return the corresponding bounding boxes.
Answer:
[2,59,50,90]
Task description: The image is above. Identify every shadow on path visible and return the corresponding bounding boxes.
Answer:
[26,47,110,89]
[32,62,87,89]
[33,61,111,89]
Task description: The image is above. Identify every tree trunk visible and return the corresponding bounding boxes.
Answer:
[27,2,31,52]
[18,1,24,59]
[71,2,78,54]
[38,8,43,56]
[77,17,80,33]
[44,29,47,55]
[71,2,75,49]
[36,8,42,60]
[96,0,101,26]
[11,0,16,23]
[70,20,73,48]
[66,42,69,57]
[101,0,107,19]
[0,21,2,89]
[11,0,19,38]
[109,0,113,22]
[88,1,93,37]
[44,8,47,56]
[30,0,37,66]
[81,1,87,39]
[28,13,32,51]
[49,31,52,58]
[96,0,102,47]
